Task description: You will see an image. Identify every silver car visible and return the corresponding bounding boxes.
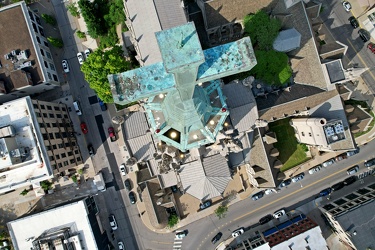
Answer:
[308,165,321,175]
[62,59,69,73]
[322,159,335,168]
[77,52,84,65]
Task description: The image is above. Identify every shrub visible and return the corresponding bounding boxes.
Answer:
[41,180,52,191]
[41,14,57,26]
[76,30,86,39]
[78,168,84,175]
[47,37,64,48]
[20,189,29,196]
[167,214,179,228]
[71,175,78,183]
[67,3,80,17]
[215,204,228,219]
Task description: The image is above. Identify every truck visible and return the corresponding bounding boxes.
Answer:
[93,172,106,192]
[108,127,117,142]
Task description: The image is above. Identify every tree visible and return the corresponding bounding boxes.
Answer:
[167,214,179,228]
[47,37,64,48]
[81,46,131,102]
[71,175,78,183]
[78,168,84,175]
[67,3,80,17]
[20,189,29,196]
[215,204,228,219]
[243,10,281,50]
[40,180,52,191]
[41,14,57,26]
[78,0,107,38]
[250,50,292,86]
[76,30,86,39]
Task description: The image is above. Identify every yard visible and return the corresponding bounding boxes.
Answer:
[268,118,310,172]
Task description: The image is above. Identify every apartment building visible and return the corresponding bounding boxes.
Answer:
[0,2,60,104]
[0,97,82,194]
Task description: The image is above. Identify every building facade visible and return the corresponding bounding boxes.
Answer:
[0,2,60,104]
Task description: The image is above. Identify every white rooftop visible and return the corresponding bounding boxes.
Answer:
[0,97,52,193]
[7,200,98,250]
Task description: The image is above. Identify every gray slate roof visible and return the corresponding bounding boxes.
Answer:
[273,28,301,52]
[179,154,231,200]
[335,200,375,250]
[124,112,150,139]
[127,134,156,161]
[222,82,258,133]
[154,0,187,30]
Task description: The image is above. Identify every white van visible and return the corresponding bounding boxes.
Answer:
[73,101,82,116]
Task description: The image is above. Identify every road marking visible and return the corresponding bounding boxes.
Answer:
[151,240,173,245]
[345,38,375,81]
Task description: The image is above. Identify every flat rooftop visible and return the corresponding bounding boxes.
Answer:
[0,97,51,193]
[7,199,98,250]
[0,2,44,92]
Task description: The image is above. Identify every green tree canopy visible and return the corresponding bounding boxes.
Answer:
[78,0,107,38]
[250,50,292,86]
[167,214,179,228]
[67,3,80,17]
[244,10,281,50]
[47,37,63,48]
[215,204,228,219]
[41,14,57,26]
[81,46,131,103]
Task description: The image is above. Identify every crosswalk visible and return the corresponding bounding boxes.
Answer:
[173,238,183,250]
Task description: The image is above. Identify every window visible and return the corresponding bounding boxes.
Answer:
[46,145,51,150]
[43,134,48,140]
[55,155,60,159]
[28,11,34,21]
[70,159,76,164]
[35,16,41,25]
[36,112,41,117]
[46,123,51,128]
[61,153,66,158]
[49,133,54,139]
[76,157,81,162]
[54,106,60,111]
[39,123,45,128]
[40,105,45,109]
[47,72,52,80]
[44,41,49,47]
[46,51,52,59]
[58,163,63,168]
[49,156,54,161]
[64,114,68,119]
[63,161,69,166]
[75,150,79,155]
[49,63,55,71]
[38,27,45,37]
[36,36,41,44]
[47,105,52,110]
[43,113,47,118]
[68,151,73,156]
[62,132,67,138]
[44,61,49,68]
[40,49,45,56]
[49,113,55,118]
[53,74,58,81]
[55,133,61,139]
[56,114,62,118]
[62,107,66,111]
[52,123,57,127]
[32,23,38,33]
[58,143,64,149]
[52,145,57,150]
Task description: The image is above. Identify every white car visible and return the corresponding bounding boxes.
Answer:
[118,241,124,250]
[175,230,187,239]
[109,214,118,230]
[119,164,127,176]
[291,173,304,183]
[231,227,244,238]
[322,158,335,168]
[308,165,321,175]
[62,59,69,73]
[77,52,84,65]
[273,209,286,219]
[84,48,91,58]
[265,189,276,195]
[342,1,352,12]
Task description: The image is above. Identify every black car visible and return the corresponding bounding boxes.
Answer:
[331,182,345,191]
[364,157,375,168]
[251,191,264,201]
[259,214,273,225]
[87,144,95,157]
[129,191,136,204]
[343,176,356,186]
[358,29,370,42]
[211,232,223,244]
[124,179,131,191]
[349,16,359,29]
[279,178,292,188]
[319,188,332,197]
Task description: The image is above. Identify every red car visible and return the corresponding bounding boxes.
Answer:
[80,122,88,134]
[108,127,117,141]
[367,42,375,53]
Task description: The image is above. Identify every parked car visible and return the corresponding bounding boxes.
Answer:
[171,185,178,193]
[109,214,118,230]
[231,227,245,238]
[279,178,292,188]
[348,16,359,29]
[273,209,286,219]
[84,48,91,58]
[291,173,305,183]
[342,1,352,12]
[129,191,136,204]
[265,189,275,195]
[175,230,187,239]
[308,165,322,175]
[124,179,131,191]
[322,158,335,167]
[347,165,359,175]
[211,232,223,244]
[331,182,345,191]
[77,52,84,64]
[118,241,124,250]
[343,176,356,186]
[251,191,265,201]
[364,157,375,168]
[108,127,117,141]
[200,200,212,210]
[62,59,69,73]
[259,214,273,225]
[319,188,332,197]
[368,42,375,53]
[346,148,359,157]
[335,153,347,162]
[98,97,107,111]
[119,164,127,176]
[359,29,370,42]
[80,122,88,134]
[87,144,95,157]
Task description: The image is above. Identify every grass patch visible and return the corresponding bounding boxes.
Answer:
[354,111,375,138]
[268,118,310,172]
